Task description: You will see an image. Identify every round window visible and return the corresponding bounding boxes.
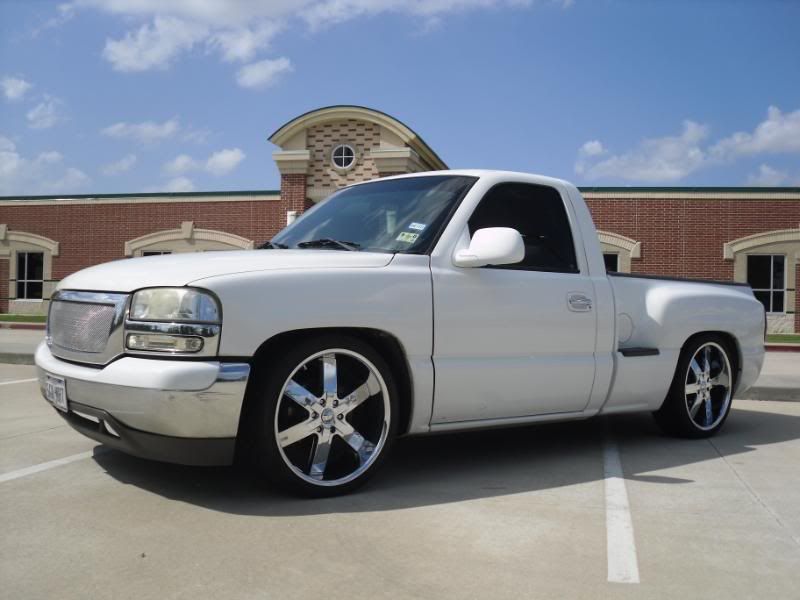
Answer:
[331,144,356,170]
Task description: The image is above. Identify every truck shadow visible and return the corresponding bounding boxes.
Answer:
[91,404,800,516]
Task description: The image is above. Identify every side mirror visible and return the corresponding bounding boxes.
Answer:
[453,227,525,268]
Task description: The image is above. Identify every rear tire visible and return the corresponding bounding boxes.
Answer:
[249,334,398,497]
[653,334,736,438]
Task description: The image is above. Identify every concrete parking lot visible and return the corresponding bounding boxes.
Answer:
[2,362,799,599]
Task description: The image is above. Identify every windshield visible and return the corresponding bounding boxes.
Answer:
[271,175,477,254]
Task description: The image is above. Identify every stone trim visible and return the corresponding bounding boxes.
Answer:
[597,230,641,258]
[272,150,311,175]
[124,221,254,256]
[369,147,425,175]
[0,225,60,256]
[723,228,800,260]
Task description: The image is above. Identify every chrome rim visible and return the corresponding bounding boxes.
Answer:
[274,348,390,487]
[684,342,732,431]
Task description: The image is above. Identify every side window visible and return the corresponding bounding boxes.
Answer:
[468,183,579,273]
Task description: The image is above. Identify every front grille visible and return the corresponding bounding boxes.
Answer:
[50,300,116,354]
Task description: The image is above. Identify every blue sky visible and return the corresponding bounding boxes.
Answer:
[1,0,798,196]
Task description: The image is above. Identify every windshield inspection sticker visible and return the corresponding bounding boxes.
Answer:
[408,222,427,231]
[396,232,419,243]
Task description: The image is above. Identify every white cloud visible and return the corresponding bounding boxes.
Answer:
[102,154,137,176]
[163,153,198,175]
[206,148,245,175]
[162,147,246,177]
[101,118,180,143]
[26,96,62,129]
[0,135,90,195]
[103,16,208,72]
[163,176,194,192]
[575,106,800,183]
[1,76,32,101]
[578,140,605,157]
[575,121,709,182]
[209,22,282,62]
[236,57,293,89]
[746,164,791,187]
[711,106,800,160]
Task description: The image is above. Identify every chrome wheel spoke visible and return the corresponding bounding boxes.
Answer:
[685,382,701,395]
[309,431,333,480]
[277,419,316,448]
[703,346,712,377]
[284,380,316,408]
[689,395,705,418]
[336,420,376,465]
[322,354,338,396]
[689,358,703,379]
[710,371,729,388]
[341,372,380,414]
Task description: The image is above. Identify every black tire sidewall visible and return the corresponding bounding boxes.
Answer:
[656,334,737,438]
[250,334,399,497]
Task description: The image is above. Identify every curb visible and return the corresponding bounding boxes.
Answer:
[765,343,800,353]
[0,353,35,365]
[0,323,46,330]
[737,387,800,402]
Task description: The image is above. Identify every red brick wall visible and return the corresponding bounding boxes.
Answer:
[585,198,800,280]
[1,199,284,281]
[280,174,312,216]
[796,263,800,334]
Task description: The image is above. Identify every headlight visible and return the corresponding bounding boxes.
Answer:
[129,288,220,322]
[125,288,221,356]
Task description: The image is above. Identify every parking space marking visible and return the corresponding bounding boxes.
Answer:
[0,448,105,483]
[0,378,38,387]
[604,435,641,584]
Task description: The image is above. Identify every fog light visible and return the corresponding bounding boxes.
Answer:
[126,333,204,353]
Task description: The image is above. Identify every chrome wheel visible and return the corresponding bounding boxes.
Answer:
[273,348,390,487]
[684,342,732,431]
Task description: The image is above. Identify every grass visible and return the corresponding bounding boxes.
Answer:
[0,314,47,323]
[766,333,800,344]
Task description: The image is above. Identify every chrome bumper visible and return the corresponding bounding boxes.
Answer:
[34,342,250,441]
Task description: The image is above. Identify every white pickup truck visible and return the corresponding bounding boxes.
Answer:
[36,170,765,495]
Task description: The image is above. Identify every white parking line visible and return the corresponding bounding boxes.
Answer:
[0,449,105,483]
[0,378,38,387]
[604,435,641,584]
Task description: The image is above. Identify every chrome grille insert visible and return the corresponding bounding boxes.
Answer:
[50,301,116,353]
[47,291,129,365]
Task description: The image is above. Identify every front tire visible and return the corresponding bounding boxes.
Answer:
[250,334,398,497]
[653,334,736,438]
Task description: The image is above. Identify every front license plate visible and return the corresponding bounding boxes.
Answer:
[45,375,68,413]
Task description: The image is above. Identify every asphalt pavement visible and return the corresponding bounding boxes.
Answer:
[1,363,799,599]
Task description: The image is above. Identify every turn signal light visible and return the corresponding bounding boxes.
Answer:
[126,334,204,353]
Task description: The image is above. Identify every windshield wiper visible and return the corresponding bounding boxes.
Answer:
[296,238,361,251]
[258,240,288,249]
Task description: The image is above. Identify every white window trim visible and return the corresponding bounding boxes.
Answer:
[16,251,45,300]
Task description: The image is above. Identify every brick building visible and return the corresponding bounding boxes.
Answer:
[1,105,798,332]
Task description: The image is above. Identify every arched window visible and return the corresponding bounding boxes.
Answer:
[596,230,641,274]
[0,225,60,315]
[124,221,254,256]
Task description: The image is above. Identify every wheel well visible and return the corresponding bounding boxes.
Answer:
[681,331,741,381]
[249,327,414,436]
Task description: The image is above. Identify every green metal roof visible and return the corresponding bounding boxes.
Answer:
[578,186,800,193]
[0,189,280,201]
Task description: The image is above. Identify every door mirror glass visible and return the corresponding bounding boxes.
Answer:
[453,227,525,268]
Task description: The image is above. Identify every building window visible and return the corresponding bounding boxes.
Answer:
[603,253,619,273]
[747,254,785,313]
[331,144,356,170]
[141,251,172,256]
[16,252,44,300]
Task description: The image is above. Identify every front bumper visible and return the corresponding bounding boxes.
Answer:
[34,342,250,466]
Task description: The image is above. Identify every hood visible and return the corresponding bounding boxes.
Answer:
[58,250,395,293]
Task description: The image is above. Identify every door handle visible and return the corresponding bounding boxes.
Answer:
[567,293,593,312]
